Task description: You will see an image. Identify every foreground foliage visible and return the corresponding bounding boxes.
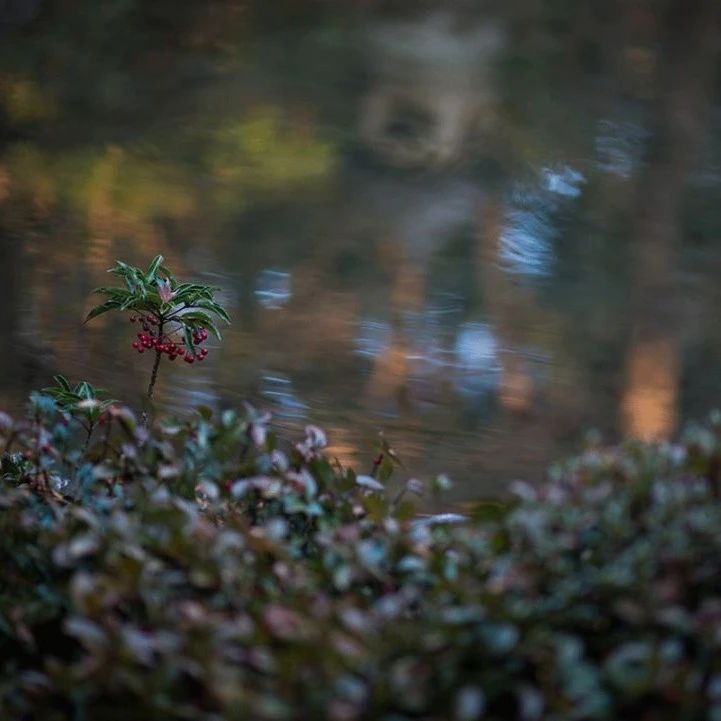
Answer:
[2,393,721,720]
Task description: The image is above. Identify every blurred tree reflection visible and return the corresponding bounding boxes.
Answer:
[621,0,721,440]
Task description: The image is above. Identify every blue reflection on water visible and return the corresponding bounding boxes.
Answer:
[452,322,501,398]
[500,164,586,277]
[541,165,585,198]
[260,373,308,419]
[354,319,393,359]
[500,210,554,276]
[255,269,292,309]
[594,119,647,179]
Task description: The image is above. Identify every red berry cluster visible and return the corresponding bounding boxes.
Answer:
[128,314,210,364]
[193,328,209,345]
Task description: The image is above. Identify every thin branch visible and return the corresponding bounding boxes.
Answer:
[142,317,164,426]
[80,422,95,459]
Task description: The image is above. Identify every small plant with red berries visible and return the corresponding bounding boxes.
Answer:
[86,255,230,416]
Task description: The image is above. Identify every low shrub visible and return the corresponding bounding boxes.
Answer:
[1,392,721,720]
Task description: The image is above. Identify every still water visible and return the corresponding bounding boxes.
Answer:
[1,0,720,496]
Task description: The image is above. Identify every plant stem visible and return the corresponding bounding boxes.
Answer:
[147,350,162,403]
[72,420,95,483]
[142,317,164,426]
[80,422,94,459]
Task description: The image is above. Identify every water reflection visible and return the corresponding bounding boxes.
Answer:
[355,319,392,360]
[359,10,504,167]
[452,322,501,399]
[0,0,720,495]
[540,166,585,199]
[260,374,308,420]
[255,269,292,310]
[594,120,647,179]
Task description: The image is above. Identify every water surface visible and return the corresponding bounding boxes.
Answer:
[1,0,720,496]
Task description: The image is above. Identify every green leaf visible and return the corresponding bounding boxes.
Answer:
[196,299,231,324]
[145,255,164,282]
[173,283,206,293]
[108,260,132,276]
[184,326,196,356]
[176,310,212,323]
[178,313,221,340]
[91,286,130,300]
[76,382,96,400]
[85,299,121,322]
[205,321,222,341]
[173,284,210,305]
[53,375,71,392]
[143,291,162,307]
[119,295,139,311]
[135,271,148,299]
[158,264,176,283]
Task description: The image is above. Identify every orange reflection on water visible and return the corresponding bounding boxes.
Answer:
[499,353,533,414]
[621,337,678,441]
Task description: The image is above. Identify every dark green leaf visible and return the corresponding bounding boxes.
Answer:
[85,299,121,322]
[53,375,71,392]
[145,255,164,282]
[196,299,231,324]
[184,326,196,356]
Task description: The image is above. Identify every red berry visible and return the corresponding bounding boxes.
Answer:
[132,341,140,350]
[138,347,145,354]
[130,315,137,323]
